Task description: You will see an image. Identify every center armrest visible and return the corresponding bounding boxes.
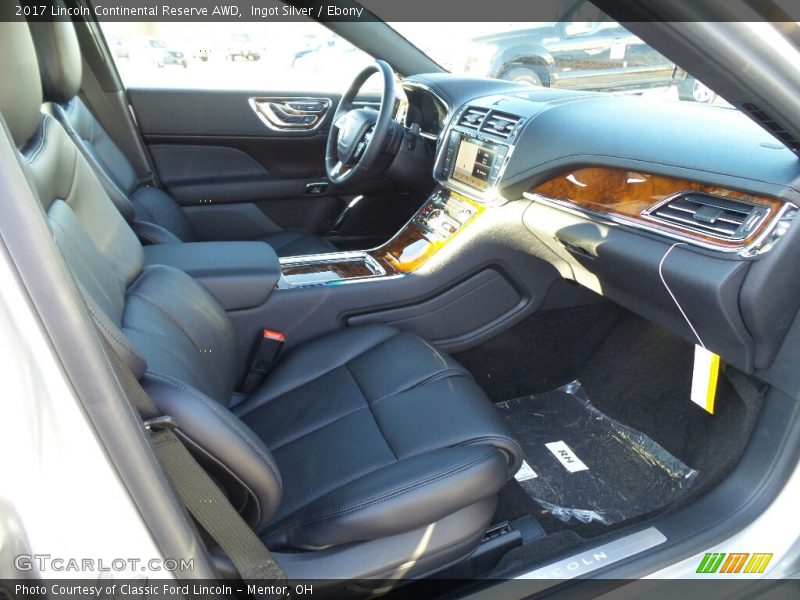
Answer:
[143,241,279,311]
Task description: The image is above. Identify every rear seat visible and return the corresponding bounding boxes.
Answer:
[0,21,523,581]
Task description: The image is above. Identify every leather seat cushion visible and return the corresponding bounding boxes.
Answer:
[129,186,197,243]
[129,189,334,256]
[235,325,523,550]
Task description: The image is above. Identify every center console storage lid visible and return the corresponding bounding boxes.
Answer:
[143,241,279,311]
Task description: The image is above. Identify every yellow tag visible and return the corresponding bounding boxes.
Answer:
[691,346,720,414]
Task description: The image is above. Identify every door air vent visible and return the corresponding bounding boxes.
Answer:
[480,111,522,139]
[458,106,489,129]
[644,192,770,240]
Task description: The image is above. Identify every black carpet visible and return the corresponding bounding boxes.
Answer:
[454,302,625,402]
[576,313,762,507]
[463,302,764,576]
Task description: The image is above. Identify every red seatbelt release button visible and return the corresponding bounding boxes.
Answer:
[263,328,286,342]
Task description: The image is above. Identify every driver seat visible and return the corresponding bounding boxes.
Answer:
[28,17,336,257]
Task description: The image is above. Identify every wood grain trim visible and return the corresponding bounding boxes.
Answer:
[375,193,484,273]
[281,259,376,280]
[528,167,784,249]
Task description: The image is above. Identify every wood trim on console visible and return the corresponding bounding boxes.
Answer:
[281,259,376,280]
[374,193,484,273]
[527,167,784,250]
[277,192,484,286]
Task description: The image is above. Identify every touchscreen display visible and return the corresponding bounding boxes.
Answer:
[451,138,496,190]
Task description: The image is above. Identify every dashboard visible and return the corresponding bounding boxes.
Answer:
[400,72,800,374]
[401,82,449,140]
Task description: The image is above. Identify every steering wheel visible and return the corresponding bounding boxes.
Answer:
[326,60,397,186]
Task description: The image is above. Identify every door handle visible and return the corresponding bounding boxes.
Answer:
[249,97,331,131]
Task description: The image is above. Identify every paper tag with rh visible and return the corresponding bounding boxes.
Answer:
[691,345,720,414]
[545,441,589,473]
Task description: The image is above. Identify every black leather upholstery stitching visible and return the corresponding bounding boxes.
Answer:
[81,290,147,367]
[368,367,470,407]
[264,402,365,453]
[47,212,125,315]
[457,436,525,470]
[147,371,283,489]
[124,324,213,394]
[346,362,398,461]
[265,449,498,542]
[175,428,264,527]
[128,268,209,352]
[125,266,149,293]
[238,327,400,410]
[132,220,183,244]
[55,100,135,220]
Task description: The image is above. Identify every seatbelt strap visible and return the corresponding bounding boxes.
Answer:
[98,335,287,593]
[71,7,159,185]
[149,426,286,582]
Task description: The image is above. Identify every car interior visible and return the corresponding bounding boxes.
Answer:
[2,0,800,597]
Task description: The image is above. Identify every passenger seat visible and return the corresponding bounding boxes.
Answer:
[27,15,337,257]
[0,21,523,583]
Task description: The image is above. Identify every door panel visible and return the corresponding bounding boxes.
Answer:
[182,197,344,242]
[146,140,329,203]
[128,87,357,241]
[129,88,339,138]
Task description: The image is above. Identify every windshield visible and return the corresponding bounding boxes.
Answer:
[390,10,723,106]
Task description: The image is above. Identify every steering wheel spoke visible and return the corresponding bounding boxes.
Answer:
[325,60,397,186]
[330,161,351,179]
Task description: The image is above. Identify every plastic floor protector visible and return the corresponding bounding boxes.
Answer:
[496,381,698,526]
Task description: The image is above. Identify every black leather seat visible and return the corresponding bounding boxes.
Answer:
[27,17,337,257]
[1,21,523,582]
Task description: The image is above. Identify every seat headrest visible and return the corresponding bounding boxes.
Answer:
[28,13,82,104]
[0,22,43,147]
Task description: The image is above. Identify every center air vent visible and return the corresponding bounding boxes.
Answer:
[458,106,489,129]
[481,111,522,139]
[644,192,770,240]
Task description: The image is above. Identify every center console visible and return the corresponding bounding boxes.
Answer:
[276,99,529,288]
[143,241,280,310]
[140,98,532,308]
[276,189,483,288]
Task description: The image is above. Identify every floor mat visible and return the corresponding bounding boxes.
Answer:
[496,381,698,526]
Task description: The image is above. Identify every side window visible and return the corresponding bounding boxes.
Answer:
[98,21,374,90]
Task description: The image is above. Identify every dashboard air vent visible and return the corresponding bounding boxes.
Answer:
[645,192,770,240]
[741,102,800,155]
[458,107,489,130]
[481,111,522,139]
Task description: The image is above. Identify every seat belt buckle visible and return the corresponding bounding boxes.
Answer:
[144,415,177,432]
[253,328,285,372]
[242,329,285,393]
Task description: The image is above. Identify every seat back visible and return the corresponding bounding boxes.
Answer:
[28,13,197,244]
[0,20,282,529]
